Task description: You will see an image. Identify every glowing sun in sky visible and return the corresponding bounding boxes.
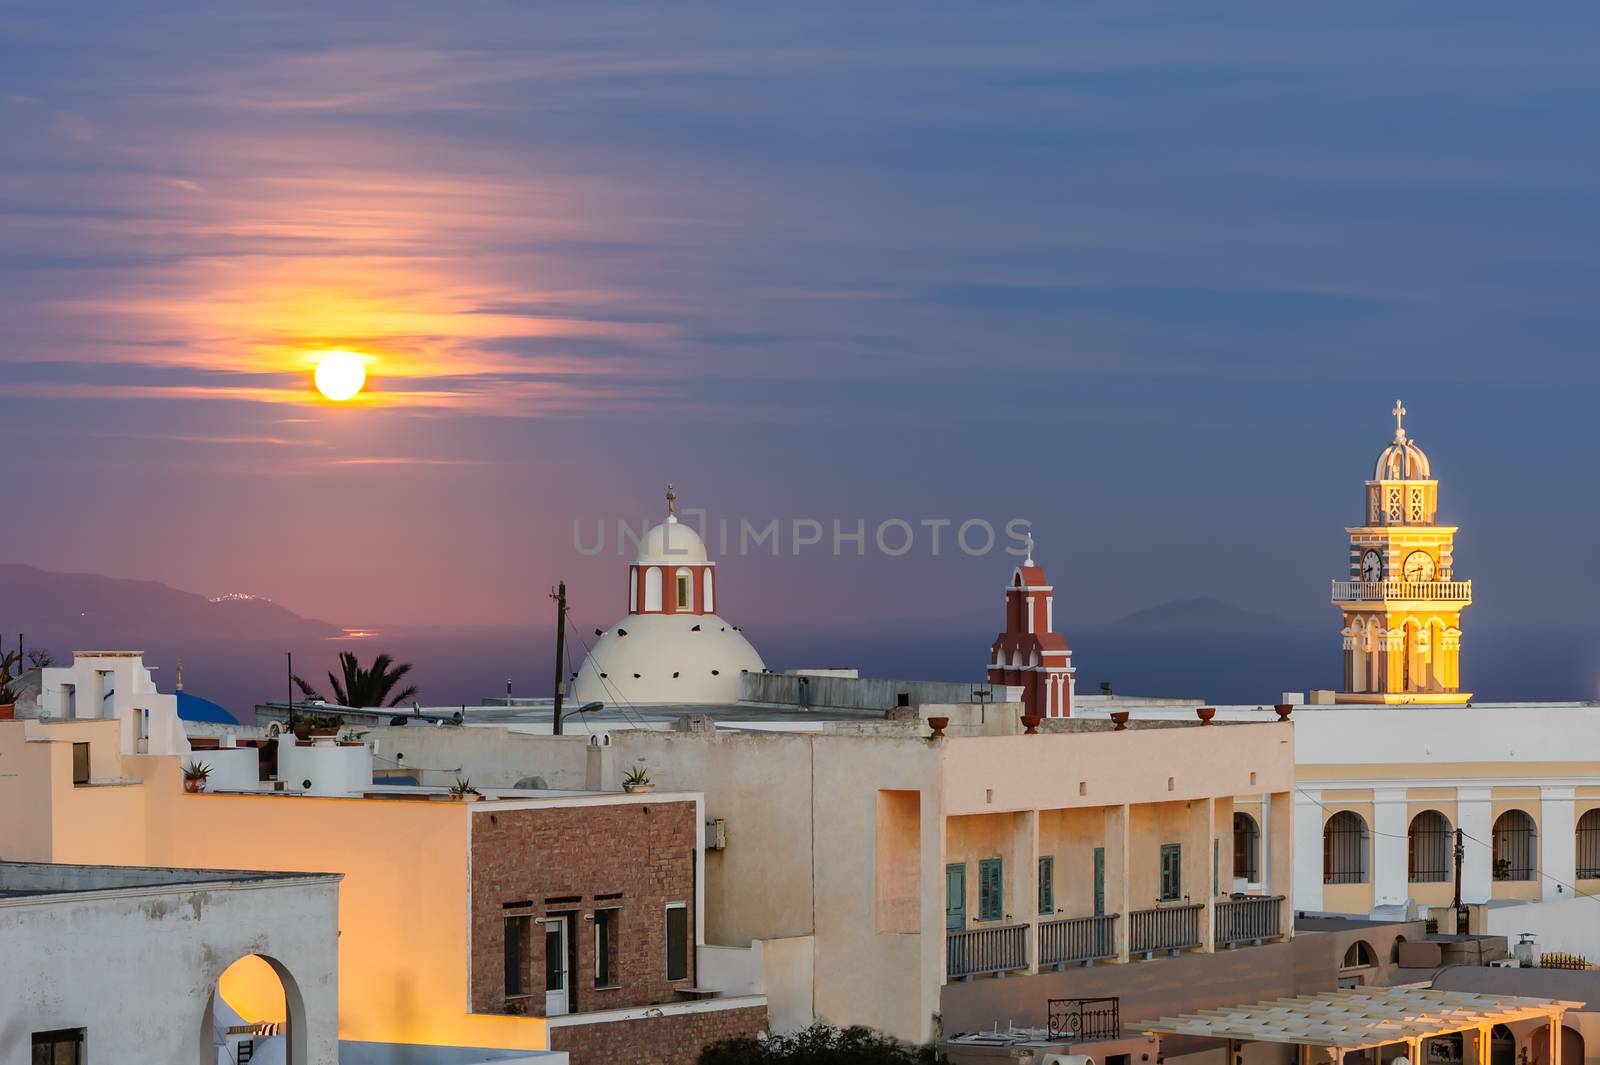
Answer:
[312,350,367,401]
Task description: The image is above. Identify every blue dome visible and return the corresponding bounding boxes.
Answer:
[175,690,238,725]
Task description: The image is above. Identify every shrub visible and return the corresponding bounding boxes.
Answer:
[699,1023,945,1065]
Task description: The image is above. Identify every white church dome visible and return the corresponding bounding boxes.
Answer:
[571,484,764,706]
[573,613,764,705]
[636,515,708,565]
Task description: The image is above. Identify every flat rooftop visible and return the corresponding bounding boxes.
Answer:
[0,861,337,899]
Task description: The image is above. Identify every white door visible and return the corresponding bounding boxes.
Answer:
[543,916,570,1017]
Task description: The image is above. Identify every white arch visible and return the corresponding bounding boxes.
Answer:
[702,568,714,613]
[644,567,662,612]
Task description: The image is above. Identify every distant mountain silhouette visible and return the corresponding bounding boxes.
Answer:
[1103,596,1296,633]
[0,564,340,647]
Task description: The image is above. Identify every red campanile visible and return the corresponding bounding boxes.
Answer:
[987,535,1076,717]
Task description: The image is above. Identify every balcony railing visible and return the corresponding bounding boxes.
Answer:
[1048,997,1121,1042]
[1129,903,1203,955]
[1331,579,1472,602]
[1214,895,1284,947]
[947,924,1029,979]
[1039,914,1119,967]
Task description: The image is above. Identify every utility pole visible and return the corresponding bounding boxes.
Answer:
[551,581,567,735]
[1452,827,1468,934]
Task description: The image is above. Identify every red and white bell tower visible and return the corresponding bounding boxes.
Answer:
[988,536,1075,718]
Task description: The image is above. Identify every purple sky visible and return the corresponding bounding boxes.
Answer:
[4,2,1599,649]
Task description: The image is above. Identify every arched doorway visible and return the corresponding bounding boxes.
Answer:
[1489,1024,1515,1065]
[1529,1024,1584,1065]
[202,954,306,1064]
[1233,812,1260,884]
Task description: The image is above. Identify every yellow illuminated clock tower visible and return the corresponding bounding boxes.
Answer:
[1333,401,1472,703]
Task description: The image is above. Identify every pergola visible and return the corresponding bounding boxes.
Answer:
[1144,987,1583,1065]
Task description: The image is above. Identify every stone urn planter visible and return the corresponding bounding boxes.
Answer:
[1109,711,1130,731]
[1196,706,1216,726]
[623,782,656,794]
[1020,714,1042,735]
[1274,703,1294,722]
[926,716,950,739]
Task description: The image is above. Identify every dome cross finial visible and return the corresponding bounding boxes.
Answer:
[1392,399,1407,441]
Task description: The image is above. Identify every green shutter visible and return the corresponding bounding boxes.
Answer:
[1038,855,1055,915]
[1093,847,1105,916]
[945,864,966,930]
[979,858,1004,921]
[1160,843,1182,901]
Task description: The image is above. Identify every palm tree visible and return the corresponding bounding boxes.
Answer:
[294,651,418,708]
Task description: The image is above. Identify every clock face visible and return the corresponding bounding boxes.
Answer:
[1360,549,1384,582]
[1403,550,1436,582]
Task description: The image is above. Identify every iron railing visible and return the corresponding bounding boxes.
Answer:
[1214,895,1284,947]
[1129,903,1203,954]
[1331,580,1472,602]
[1039,914,1118,966]
[946,924,1028,979]
[1048,997,1121,1042]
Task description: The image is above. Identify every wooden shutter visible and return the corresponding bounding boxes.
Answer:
[979,858,1003,921]
[665,905,688,981]
[1038,856,1054,915]
[1093,847,1105,916]
[945,864,966,930]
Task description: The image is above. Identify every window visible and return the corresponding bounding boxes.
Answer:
[237,1041,255,1064]
[1159,844,1182,901]
[1578,810,1600,879]
[978,858,1003,921]
[665,903,689,981]
[1213,838,1220,896]
[675,571,691,609]
[1092,847,1105,916]
[594,908,620,988]
[1038,855,1055,915]
[1408,811,1453,883]
[71,743,90,786]
[503,915,530,998]
[31,1029,85,1065]
[1323,811,1369,884]
[1492,810,1537,881]
[1342,940,1377,969]
[1233,813,1259,882]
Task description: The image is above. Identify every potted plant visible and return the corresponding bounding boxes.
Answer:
[1020,714,1042,734]
[927,716,950,738]
[0,678,15,721]
[1196,706,1217,725]
[182,761,212,794]
[1110,710,1131,731]
[622,766,655,794]
[307,711,343,738]
[449,777,482,801]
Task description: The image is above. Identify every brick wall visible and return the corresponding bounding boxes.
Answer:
[551,1003,768,1065]
[470,798,699,1016]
